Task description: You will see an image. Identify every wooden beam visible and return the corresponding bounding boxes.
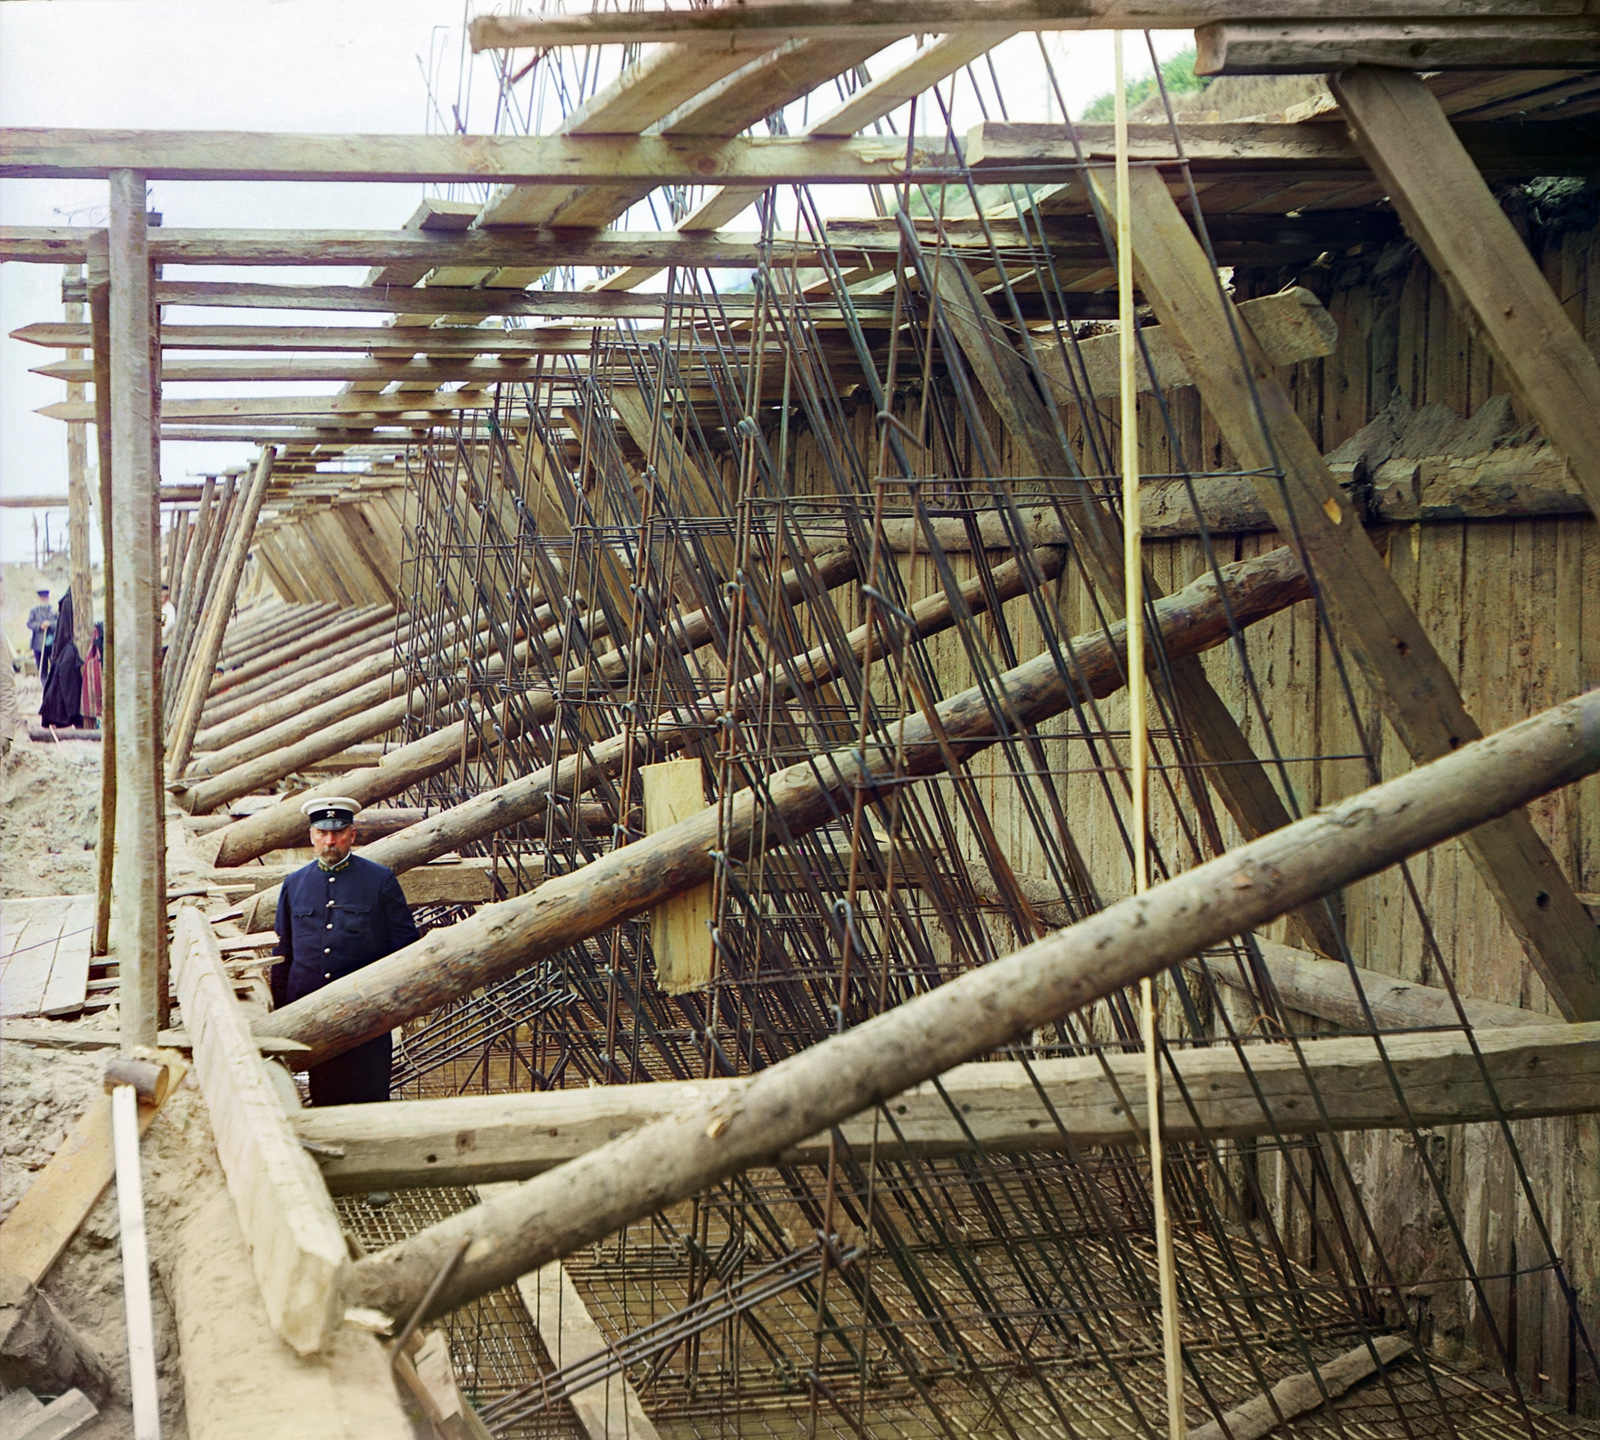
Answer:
[256,548,1315,1066]
[169,907,348,1356]
[298,1023,1600,1193]
[0,129,939,185]
[1197,19,1600,73]
[1201,939,1555,1032]
[0,226,822,269]
[1096,164,1600,1023]
[107,170,164,1049]
[965,119,1599,181]
[335,691,1600,1323]
[1330,65,1600,524]
[468,1,1590,48]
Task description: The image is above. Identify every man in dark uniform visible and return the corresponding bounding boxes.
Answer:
[271,796,419,1106]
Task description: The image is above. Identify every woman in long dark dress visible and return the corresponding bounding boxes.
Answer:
[38,589,82,730]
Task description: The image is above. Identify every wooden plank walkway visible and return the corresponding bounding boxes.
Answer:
[0,895,95,1017]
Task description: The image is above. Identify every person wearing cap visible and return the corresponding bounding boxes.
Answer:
[26,588,55,684]
[270,796,420,1106]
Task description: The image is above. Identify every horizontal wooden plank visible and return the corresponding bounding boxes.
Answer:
[295,1022,1600,1193]
[1196,19,1600,73]
[0,128,939,184]
[967,119,1598,178]
[0,226,813,268]
[468,0,1582,48]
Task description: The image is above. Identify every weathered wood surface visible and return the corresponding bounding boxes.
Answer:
[1198,19,1600,73]
[1189,1334,1413,1440]
[298,1023,1600,1193]
[1206,940,1553,1032]
[1098,164,1600,1022]
[468,2,1593,48]
[0,896,94,1017]
[107,170,164,1048]
[166,447,277,779]
[1331,65,1600,523]
[258,547,1311,1063]
[930,258,1342,958]
[642,761,714,995]
[169,908,347,1356]
[337,692,1600,1321]
[0,129,938,185]
[209,720,477,867]
[966,118,1595,177]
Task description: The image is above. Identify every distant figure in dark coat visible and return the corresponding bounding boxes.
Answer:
[271,796,420,1106]
[38,590,82,730]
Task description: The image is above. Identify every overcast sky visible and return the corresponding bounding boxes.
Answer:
[0,1,1190,563]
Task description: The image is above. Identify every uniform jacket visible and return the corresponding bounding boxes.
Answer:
[26,603,55,652]
[271,854,420,1009]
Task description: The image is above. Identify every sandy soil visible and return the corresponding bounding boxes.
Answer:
[2,1031,192,1439]
[2,725,103,898]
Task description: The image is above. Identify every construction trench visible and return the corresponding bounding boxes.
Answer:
[2,11,1600,1440]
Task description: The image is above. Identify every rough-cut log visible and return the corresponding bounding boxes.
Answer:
[1188,1335,1413,1440]
[1203,940,1553,1032]
[259,546,1312,1063]
[206,605,391,697]
[224,548,860,880]
[338,690,1600,1320]
[296,1023,1600,1194]
[180,617,495,789]
[197,613,418,734]
[209,721,480,867]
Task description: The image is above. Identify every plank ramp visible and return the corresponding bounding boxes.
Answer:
[0,895,94,1017]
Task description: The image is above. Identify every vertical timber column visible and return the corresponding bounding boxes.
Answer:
[63,266,95,638]
[87,238,116,958]
[108,170,164,1048]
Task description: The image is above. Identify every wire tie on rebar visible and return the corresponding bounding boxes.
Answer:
[734,416,759,439]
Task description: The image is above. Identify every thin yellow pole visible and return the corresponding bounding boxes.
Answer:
[1115,30,1186,1440]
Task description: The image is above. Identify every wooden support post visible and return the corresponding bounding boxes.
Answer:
[930,260,1345,958]
[169,907,348,1355]
[107,170,163,1045]
[641,760,714,994]
[1096,164,1600,1022]
[62,265,94,637]
[336,691,1600,1322]
[165,446,275,777]
[257,547,1313,1064]
[85,243,115,958]
[1329,65,1600,522]
[299,1022,1600,1194]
